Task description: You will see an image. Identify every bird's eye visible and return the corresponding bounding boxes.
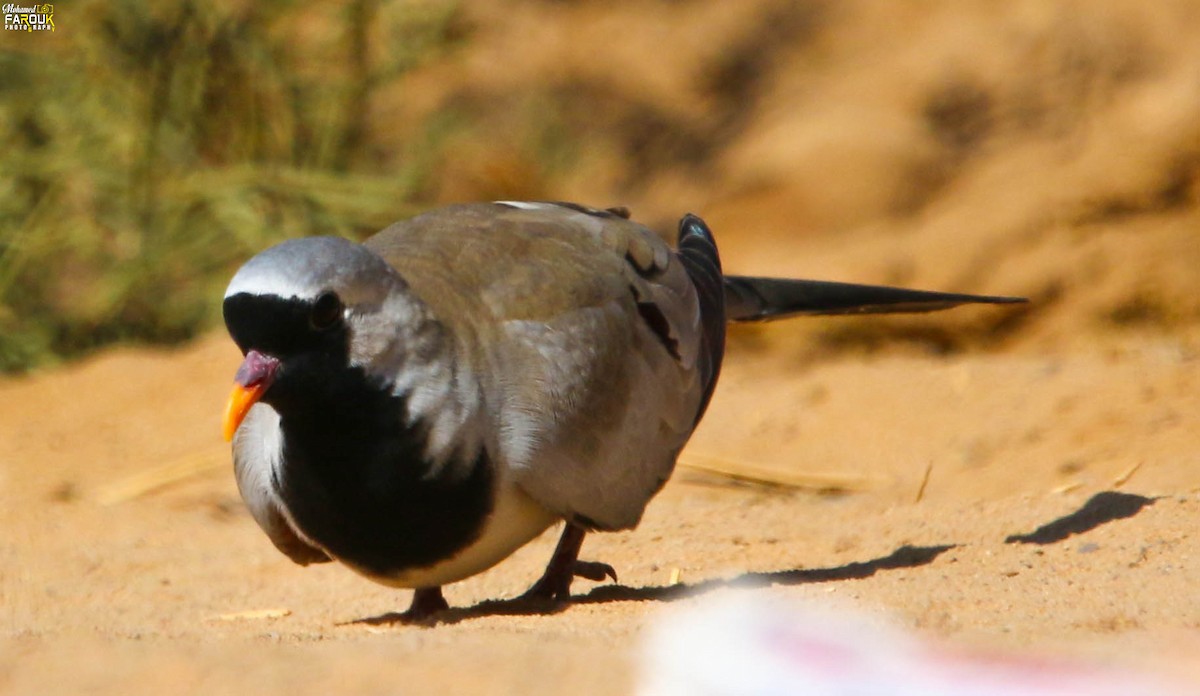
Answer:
[310,291,344,330]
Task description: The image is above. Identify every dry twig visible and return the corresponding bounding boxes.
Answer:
[914,462,933,504]
[209,608,291,622]
[93,448,227,505]
[679,453,876,493]
[1112,461,1143,488]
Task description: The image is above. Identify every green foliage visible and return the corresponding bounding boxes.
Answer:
[0,0,462,371]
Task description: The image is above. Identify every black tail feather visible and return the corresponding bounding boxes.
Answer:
[723,276,1027,322]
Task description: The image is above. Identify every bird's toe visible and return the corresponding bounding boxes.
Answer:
[572,560,618,584]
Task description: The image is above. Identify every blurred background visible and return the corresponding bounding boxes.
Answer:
[2,0,1200,371]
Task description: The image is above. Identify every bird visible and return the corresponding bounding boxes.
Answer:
[221,200,1025,621]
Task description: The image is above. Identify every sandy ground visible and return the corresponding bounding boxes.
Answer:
[6,0,1200,693]
[2,318,1199,693]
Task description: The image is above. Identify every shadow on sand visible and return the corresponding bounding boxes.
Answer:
[1005,491,1157,545]
[351,542,956,627]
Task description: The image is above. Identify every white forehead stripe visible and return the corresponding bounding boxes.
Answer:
[224,269,317,301]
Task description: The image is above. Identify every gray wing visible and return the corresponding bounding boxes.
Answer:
[368,202,716,531]
[232,404,331,565]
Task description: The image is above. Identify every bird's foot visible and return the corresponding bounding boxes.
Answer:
[520,560,618,602]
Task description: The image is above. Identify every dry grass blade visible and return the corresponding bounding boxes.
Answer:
[678,453,876,492]
[1112,461,1143,488]
[93,448,227,506]
[915,461,933,504]
[209,608,292,622]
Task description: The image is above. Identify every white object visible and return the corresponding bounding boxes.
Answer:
[640,596,1190,696]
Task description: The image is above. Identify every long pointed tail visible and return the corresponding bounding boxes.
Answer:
[723,275,1026,322]
[675,213,1026,412]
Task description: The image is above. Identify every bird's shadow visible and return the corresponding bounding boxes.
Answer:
[350,542,956,627]
[351,491,1156,627]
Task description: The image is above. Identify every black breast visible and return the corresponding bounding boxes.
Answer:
[271,367,495,578]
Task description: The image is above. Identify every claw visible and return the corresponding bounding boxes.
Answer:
[573,560,618,583]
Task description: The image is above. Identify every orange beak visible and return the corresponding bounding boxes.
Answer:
[222,350,280,442]
[223,382,267,442]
